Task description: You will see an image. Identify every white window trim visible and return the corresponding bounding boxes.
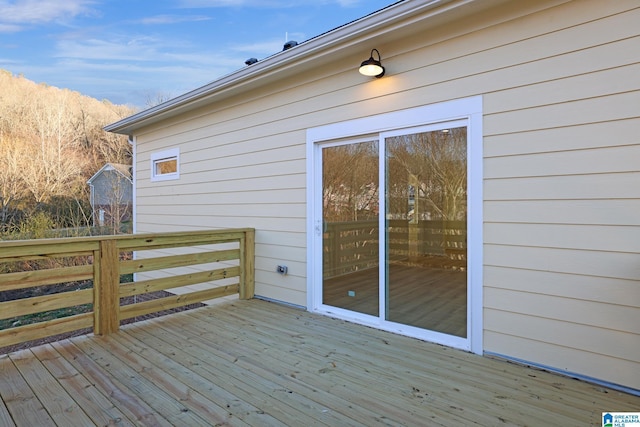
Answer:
[306,96,483,355]
[150,147,180,182]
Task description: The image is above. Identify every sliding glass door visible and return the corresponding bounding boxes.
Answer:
[384,127,467,337]
[321,139,380,316]
[318,125,468,341]
[308,97,482,352]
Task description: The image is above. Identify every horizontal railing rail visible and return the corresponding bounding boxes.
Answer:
[0,228,255,350]
[323,219,466,277]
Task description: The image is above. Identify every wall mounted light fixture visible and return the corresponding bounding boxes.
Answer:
[359,49,385,78]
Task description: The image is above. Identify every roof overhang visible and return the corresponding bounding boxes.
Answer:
[105,0,504,135]
[87,163,132,184]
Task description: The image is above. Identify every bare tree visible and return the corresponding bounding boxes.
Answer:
[0,69,135,236]
[322,140,379,222]
[79,99,132,168]
[20,140,86,205]
[387,128,467,221]
[144,90,173,108]
[0,137,26,228]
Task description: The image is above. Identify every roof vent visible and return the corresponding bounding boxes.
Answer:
[245,58,258,66]
[282,40,298,51]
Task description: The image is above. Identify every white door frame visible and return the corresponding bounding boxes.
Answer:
[306,96,483,354]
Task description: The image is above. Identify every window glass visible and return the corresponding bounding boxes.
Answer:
[155,158,177,175]
[150,148,179,181]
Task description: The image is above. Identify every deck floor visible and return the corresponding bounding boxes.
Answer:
[323,263,467,336]
[1,299,638,426]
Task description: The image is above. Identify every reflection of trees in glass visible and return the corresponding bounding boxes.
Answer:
[322,141,379,222]
[155,159,177,175]
[386,128,467,221]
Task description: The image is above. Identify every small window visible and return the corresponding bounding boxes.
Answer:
[150,148,179,182]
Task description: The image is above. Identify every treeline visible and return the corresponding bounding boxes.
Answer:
[0,69,136,238]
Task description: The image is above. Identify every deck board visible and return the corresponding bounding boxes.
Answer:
[9,349,96,427]
[30,344,134,427]
[1,299,638,426]
[0,397,15,427]
[155,307,394,426]
[0,352,57,427]
[51,339,173,426]
[110,331,287,427]
[137,318,352,426]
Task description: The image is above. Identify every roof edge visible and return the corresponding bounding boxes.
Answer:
[87,163,132,184]
[105,0,465,135]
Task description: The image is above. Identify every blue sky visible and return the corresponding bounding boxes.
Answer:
[0,0,394,108]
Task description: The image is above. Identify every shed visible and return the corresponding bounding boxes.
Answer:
[87,163,133,229]
[105,0,640,393]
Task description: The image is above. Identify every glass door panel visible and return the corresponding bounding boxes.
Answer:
[385,127,468,337]
[322,140,379,316]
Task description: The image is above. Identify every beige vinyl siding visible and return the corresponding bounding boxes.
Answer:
[485,145,640,178]
[475,1,640,389]
[456,0,637,389]
[483,266,636,309]
[484,223,640,254]
[132,0,639,389]
[485,117,640,157]
[485,198,640,226]
[134,92,313,306]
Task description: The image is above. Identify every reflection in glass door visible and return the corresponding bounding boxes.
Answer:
[385,127,467,337]
[319,126,468,339]
[322,140,379,316]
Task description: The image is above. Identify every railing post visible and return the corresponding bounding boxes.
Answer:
[94,239,120,335]
[331,223,339,276]
[239,230,255,300]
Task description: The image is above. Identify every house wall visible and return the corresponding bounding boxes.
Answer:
[133,0,639,390]
[91,170,133,206]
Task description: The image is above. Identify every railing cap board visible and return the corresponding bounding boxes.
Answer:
[0,241,99,259]
[0,229,255,259]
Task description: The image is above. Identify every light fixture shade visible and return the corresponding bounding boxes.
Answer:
[359,49,385,78]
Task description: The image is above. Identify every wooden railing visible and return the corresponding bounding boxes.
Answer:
[323,220,465,277]
[0,228,254,350]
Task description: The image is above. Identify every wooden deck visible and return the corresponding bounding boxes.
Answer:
[1,299,638,427]
[324,263,467,337]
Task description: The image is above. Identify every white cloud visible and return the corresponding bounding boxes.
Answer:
[0,57,20,64]
[0,0,94,25]
[231,39,288,55]
[176,0,365,8]
[177,0,264,7]
[138,14,212,25]
[42,54,241,105]
[54,38,160,62]
[0,23,22,32]
[52,34,245,75]
[335,0,360,6]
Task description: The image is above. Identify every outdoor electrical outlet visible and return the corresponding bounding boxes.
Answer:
[348,290,356,297]
[276,265,288,275]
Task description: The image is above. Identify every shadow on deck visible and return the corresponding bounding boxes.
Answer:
[1,298,638,426]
